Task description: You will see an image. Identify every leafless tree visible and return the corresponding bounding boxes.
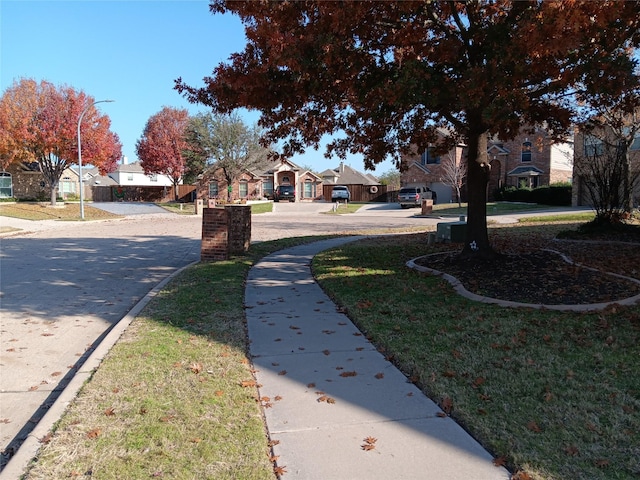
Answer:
[439,152,467,207]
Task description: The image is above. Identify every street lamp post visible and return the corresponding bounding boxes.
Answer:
[77,99,114,220]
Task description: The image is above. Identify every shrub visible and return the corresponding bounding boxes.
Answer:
[495,183,571,206]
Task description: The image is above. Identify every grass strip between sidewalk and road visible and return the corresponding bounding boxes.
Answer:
[0,203,121,221]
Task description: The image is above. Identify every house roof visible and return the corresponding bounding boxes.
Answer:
[321,162,379,185]
[406,161,431,174]
[114,161,144,173]
[487,143,510,155]
[507,165,544,176]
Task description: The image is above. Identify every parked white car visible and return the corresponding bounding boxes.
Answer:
[331,185,351,202]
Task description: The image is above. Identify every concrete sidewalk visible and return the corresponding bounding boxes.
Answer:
[245,238,510,479]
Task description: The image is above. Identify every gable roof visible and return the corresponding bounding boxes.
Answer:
[322,162,379,185]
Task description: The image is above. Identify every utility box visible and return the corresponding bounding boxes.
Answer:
[436,221,467,243]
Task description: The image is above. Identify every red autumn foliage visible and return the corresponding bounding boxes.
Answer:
[176,1,640,257]
[0,78,121,204]
[135,106,189,201]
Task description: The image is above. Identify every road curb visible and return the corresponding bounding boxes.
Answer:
[0,261,199,480]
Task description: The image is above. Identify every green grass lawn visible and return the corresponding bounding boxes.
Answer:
[157,201,273,215]
[0,203,121,221]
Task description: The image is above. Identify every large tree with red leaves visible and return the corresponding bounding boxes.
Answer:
[0,78,121,205]
[177,0,640,257]
[136,107,189,201]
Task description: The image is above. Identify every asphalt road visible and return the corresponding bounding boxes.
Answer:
[0,210,203,469]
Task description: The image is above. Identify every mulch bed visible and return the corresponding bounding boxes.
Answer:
[414,249,640,305]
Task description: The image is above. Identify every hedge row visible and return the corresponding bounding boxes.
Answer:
[493,183,572,206]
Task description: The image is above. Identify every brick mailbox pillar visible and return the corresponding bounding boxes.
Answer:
[200,205,251,261]
[201,208,228,261]
[226,205,251,255]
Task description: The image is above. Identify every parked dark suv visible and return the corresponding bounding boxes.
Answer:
[274,185,296,202]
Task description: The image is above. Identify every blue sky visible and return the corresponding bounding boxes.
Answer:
[1,0,395,175]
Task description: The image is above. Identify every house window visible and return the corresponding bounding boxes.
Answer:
[149,174,158,182]
[127,173,134,181]
[208,181,219,198]
[304,179,314,198]
[518,176,539,189]
[239,180,248,198]
[584,135,604,157]
[263,179,274,197]
[60,178,76,194]
[0,172,12,198]
[421,147,440,165]
[521,141,532,162]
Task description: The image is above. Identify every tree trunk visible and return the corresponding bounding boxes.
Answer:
[49,182,58,206]
[623,149,633,214]
[462,131,494,257]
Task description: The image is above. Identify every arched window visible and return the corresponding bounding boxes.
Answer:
[521,141,532,162]
[0,172,12,198]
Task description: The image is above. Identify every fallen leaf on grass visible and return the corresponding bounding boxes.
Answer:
[493,456,507,467]
[104,407,115,416]
[86,428,101,439]
[441,396,453,414]
[512,471,532,480]
[268,439,280,447]
[527,420,542,433]
[563,445,579,456]
[241,380,258,387]
[273,465,287,475]
[190,362,203,374]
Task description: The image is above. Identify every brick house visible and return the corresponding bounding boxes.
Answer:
[1,161,84,200]
[400,126,573,203]
[487,126,573,195]
[195,158,324,202]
